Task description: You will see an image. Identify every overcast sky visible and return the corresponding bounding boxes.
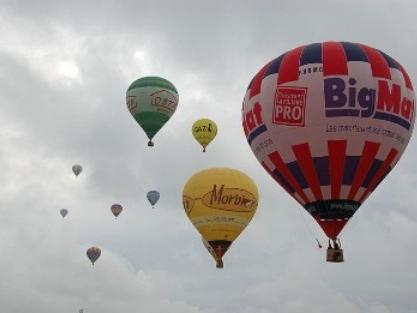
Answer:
[1,1,417,312]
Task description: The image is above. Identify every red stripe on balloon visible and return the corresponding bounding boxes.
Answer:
[249,61,272,99]
[277,46,304,84]
[268,151,310,203]
[322,41,348,76]
[358,148,398,203]
[347,141,381,200]
[315,218,348,240]
[328,140,347,199]
[261,161,293,196]
[292,143,323,201]
[261,162,307,205]
[358,44,391,79]
[399,63,414,90]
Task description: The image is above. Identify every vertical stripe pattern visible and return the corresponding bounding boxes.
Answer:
[243,41,414,239]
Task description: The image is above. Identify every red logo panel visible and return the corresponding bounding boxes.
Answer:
[273,86,307,126]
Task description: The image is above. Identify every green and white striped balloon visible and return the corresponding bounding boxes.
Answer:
[126,76,179,147]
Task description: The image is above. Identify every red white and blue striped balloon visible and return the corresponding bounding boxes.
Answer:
[242,41,415,240]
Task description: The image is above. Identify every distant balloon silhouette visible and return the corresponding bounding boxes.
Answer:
[147,190,160,208]
[111,204,123,218]
[242,41,415,262]
[60,208,68,218]
[86,247,101,266]
[72,164,82,177]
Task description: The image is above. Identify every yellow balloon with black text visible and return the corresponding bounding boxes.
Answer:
[182,168,259,268]
[192,118,217,152]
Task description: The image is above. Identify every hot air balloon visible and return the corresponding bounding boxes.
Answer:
[72,164,82,177]
[126,76,179,147]
[86,247,101,266]
[147,190,160,208]
[241,41,415,262]
[192,118,218,152]
[111,204,123,218]
[182,168,259,268]
[60,208,68,218]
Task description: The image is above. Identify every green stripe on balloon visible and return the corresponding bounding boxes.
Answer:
[127,76,178,93]
[134,112,170,140]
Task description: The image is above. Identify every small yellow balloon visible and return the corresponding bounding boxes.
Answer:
[192,118,217,152]
[182,168,259,268]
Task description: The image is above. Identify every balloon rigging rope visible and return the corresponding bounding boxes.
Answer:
[295,205,323,248]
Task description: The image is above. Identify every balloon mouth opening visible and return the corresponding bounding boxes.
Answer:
[148,140,154,147]
[216,259,224,268]
[209,240,232,260]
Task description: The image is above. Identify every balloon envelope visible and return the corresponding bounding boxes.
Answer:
[72,164,82,177]
[182,168,259,267]
[126,76,179,146]
[111,204,123,218]
[147,190,160,207]
[242,41,415,241]
[86,247,101,265]
[60,208,68,218]
[192,118,218,152]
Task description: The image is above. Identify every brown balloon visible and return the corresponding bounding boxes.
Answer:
[86,247,101,265]
[111,204,123,218]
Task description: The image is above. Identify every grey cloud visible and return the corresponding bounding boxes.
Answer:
[0,1,417,312]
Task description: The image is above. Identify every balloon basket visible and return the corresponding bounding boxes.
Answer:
[326,248,344,263]
[148,140,154,147]
[216,259,223,269]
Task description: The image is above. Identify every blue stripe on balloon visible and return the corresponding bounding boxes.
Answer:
[287,156,330,189]
[326,109,360,117]
[287,161,308,189]
[271,169,295,194]
[264,54,285,78]
[373,112,410,130]
[300,43,322,65]
[343,156,360,185]
[341,42,368,62]
[247,124,267,144]
[362,159,383,188]
[313,156,330,186]
[378,50,401,70]
[281,153,389,196]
